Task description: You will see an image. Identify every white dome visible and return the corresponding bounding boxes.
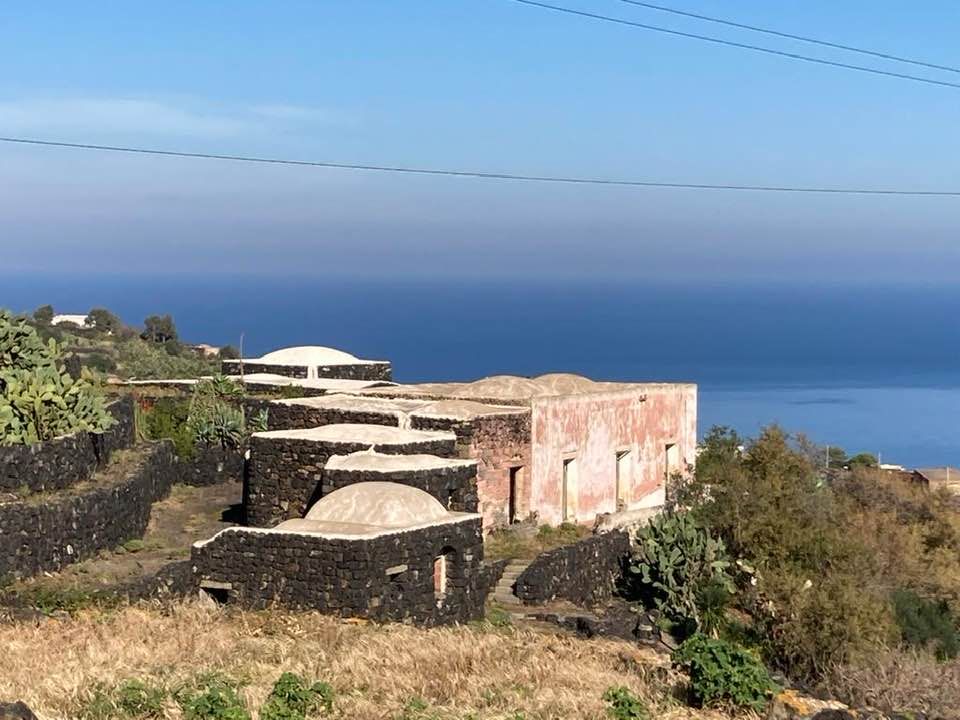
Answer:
[259,346,362,365]
[305,481,450,527]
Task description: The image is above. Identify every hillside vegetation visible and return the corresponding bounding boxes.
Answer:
[0,601,726,720]
[644,425,960,716]
[23,305,223,380]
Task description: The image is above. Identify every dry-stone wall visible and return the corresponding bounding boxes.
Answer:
[322,462,478,513]
[265,403,399,431]
[244,433,457,527]
[181,446,245,486]
[0,440,177,580]
[0,396,136,494]
[191,517,485,625]
[223,362,392,381]
[514,530,631,606]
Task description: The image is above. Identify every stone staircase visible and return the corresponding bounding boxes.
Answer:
[491,558,532,606]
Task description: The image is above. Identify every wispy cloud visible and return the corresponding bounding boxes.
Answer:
[0,97,345,138]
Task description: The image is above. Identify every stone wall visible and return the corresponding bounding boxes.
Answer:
[223,361,392,382]
[191,518,485,625]
[322,463,478,513]
[265,403,399,432]
[514,530,631,606]
[316,363,392,382]
[0,440,177,580]
[244,434,457,527]
[0,396,136,494]
[181,446,245,487]
[413,412,532,528]
[222,361,307,378]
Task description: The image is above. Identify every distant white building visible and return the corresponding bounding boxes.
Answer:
[51,313,89,327]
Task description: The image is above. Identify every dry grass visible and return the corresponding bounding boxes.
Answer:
[824,649,960,720]
[0,600,728,720]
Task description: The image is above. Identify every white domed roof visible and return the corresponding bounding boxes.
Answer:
[305,481,450,527]
[259,346,362,365]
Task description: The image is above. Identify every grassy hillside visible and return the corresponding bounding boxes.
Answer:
[0,601,726,720]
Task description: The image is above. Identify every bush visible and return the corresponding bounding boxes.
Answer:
[115,337,217,380]
[140,397,195,458]
[626,512,733,637]
[260,672,334,720]
[81,678,166,719]
[672,634,778,711]
[893,589,959,659]
[601,686,649,720]
[0,310,115,445]
[175,673,249,720]
[218,345,240,360]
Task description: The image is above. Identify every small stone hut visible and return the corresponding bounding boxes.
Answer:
[191,482,486,625]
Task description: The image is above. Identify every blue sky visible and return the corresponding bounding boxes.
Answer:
[1,1,958,280]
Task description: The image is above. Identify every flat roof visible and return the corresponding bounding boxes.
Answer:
[252,423,456,445]
[325,451,476,473]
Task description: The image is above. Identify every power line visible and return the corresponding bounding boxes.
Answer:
[2,136,959,197]
[615,0,960,75]
[507,0,960,90]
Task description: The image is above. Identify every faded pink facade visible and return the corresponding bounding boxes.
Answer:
[528,384,697,526]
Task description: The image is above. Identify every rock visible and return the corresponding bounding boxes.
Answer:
[766,690,850,720]
[0,702,38,720]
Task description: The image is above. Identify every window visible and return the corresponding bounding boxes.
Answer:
[615,450,631,510]
[665,443,679,480]
[562,457,578,522]
[433,547,455,605]
[508,466,524,524]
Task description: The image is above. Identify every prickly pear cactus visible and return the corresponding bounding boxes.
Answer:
[0,310,115,445]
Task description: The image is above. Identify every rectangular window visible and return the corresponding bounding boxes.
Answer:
[665,443,679,480]
[562,457,578,522]
[615,449,631,510]
[508,466,524,524]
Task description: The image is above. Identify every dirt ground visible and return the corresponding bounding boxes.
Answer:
[6,481,241,597]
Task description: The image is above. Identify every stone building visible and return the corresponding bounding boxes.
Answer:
[192,481,487,625]
[222,345,392,382]
[243,360,696,529]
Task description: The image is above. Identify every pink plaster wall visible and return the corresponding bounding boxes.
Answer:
[528,384,697,526]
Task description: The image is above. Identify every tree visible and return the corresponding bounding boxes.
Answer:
[141,314,178,344]
[828,446,848,469]
[218,344,240,360]
[848,452,878,469]
[85,307,120,334]
[32,305,54,324]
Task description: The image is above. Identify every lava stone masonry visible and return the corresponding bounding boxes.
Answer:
[191,517,486,625]
[244,434,457,527]
[321,462,479,513]
[0,396,136,494]
[265,403,400,432]
[0,440,177,580]
[514,530,631,606]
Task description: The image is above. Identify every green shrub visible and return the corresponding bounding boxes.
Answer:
[672,634,778,711]
[601,686,649,720]
[893,589,959,660]
[626,512,733,637]
[116,337,217,380]
[175,673,249,720]
[260,672,335,719]
[140,397,195,458]
[80,678,166,719]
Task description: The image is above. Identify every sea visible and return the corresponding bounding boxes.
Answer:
[3,273,958,468]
